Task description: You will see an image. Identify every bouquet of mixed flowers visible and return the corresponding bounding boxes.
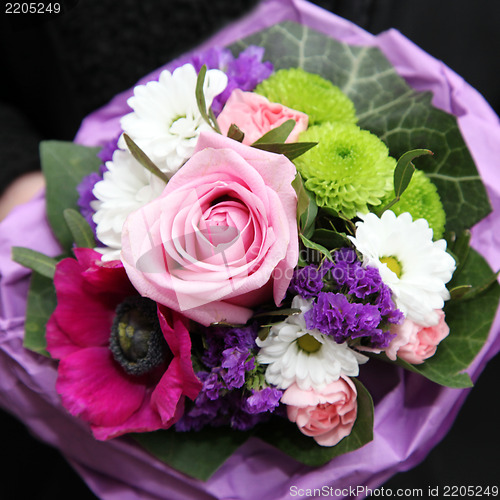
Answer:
[3,0,500,496]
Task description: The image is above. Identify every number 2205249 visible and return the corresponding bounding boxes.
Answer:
[5,3,61,14]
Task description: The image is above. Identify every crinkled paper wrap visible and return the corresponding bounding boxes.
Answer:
[1,0,500,498]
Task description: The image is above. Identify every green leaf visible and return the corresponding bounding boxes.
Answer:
[449,285,472,300]
[300,233,332,261]
[311,228,350,250]
[132,427,250,480]
[253,308,301,319]
[195,65,221,134]
[371,248,500,388]
[11,247,57,279]
[258,325,271,341]
[123,134,168,183]
[318,207,357,236]
[40,141,101,251]
[252,119,295,144]
[255,378,373,466]
[23,271,57,356]
[227,123,245,142]
[292,173,310,221]
[251,141,317,160]
[393,156,415,198]
[195,65,209,123]
[374,354,472,388]
[63,209,96,248]
[377,149,433,215]
[292,173,318,238]
[231,22,492,233]
[453,269,500,302]
[208,107,220,133]
[446,229,471,276]
[394,149,432,197]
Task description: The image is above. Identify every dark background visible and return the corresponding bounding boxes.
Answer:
[1,0,500,498]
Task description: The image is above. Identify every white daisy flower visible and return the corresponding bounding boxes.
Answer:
[119,64,228,176]
[91,148,166,261]
[256,296,367,391]
[348,210,456,326]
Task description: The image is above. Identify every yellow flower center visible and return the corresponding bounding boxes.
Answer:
[297,333,322,353]
[380,256,403,278]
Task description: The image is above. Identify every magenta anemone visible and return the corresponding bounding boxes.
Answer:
[46,248,202,440]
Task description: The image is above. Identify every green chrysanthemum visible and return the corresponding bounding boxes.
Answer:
[379,169,446,239]
[255,68,357,126]
[294,123,395,218]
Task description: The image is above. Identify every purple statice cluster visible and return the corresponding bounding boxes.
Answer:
[77,134,119,233]
[304,292,396,348]
[288,262,328,298]
[176,324,282,432]
[174,45,273,115]
[289,248,404,349]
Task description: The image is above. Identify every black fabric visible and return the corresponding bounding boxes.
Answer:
[0,103,42,192]
[1,1,499,498]
[2,0,500,187]
[0,0,262,192]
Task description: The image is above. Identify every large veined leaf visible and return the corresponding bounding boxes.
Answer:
[133,427,251,481]
[427,248,500,384]
[231,22,491,234]
[40,141,101,251]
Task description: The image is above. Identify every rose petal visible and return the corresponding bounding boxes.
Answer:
[283,377,358,447]
[121,132,298,326]
[217,89,308,145]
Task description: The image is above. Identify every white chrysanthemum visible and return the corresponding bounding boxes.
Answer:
[91,148,166,261]
[256,296,367,391]
[348,210,456,326]
[119,64,228,176]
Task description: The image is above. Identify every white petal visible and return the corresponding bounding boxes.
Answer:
[258,296,365,391]
[120,64,227,176]
[92,148,165,259]
[350,210,456,326]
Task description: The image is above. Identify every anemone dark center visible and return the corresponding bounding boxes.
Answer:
[109,296,171,376]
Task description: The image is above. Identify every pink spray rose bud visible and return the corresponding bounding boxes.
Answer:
[387,309,450,364]
[281,376,358,447]
[217,89,308,145]
[121,131,298,327]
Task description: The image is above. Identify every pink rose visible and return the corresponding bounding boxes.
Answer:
[217,89,308,145]
[121,132,298,326]
[281,376,358,447]
[387,309,450,364]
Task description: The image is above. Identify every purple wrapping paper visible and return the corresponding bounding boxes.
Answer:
[1,0,500,498]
